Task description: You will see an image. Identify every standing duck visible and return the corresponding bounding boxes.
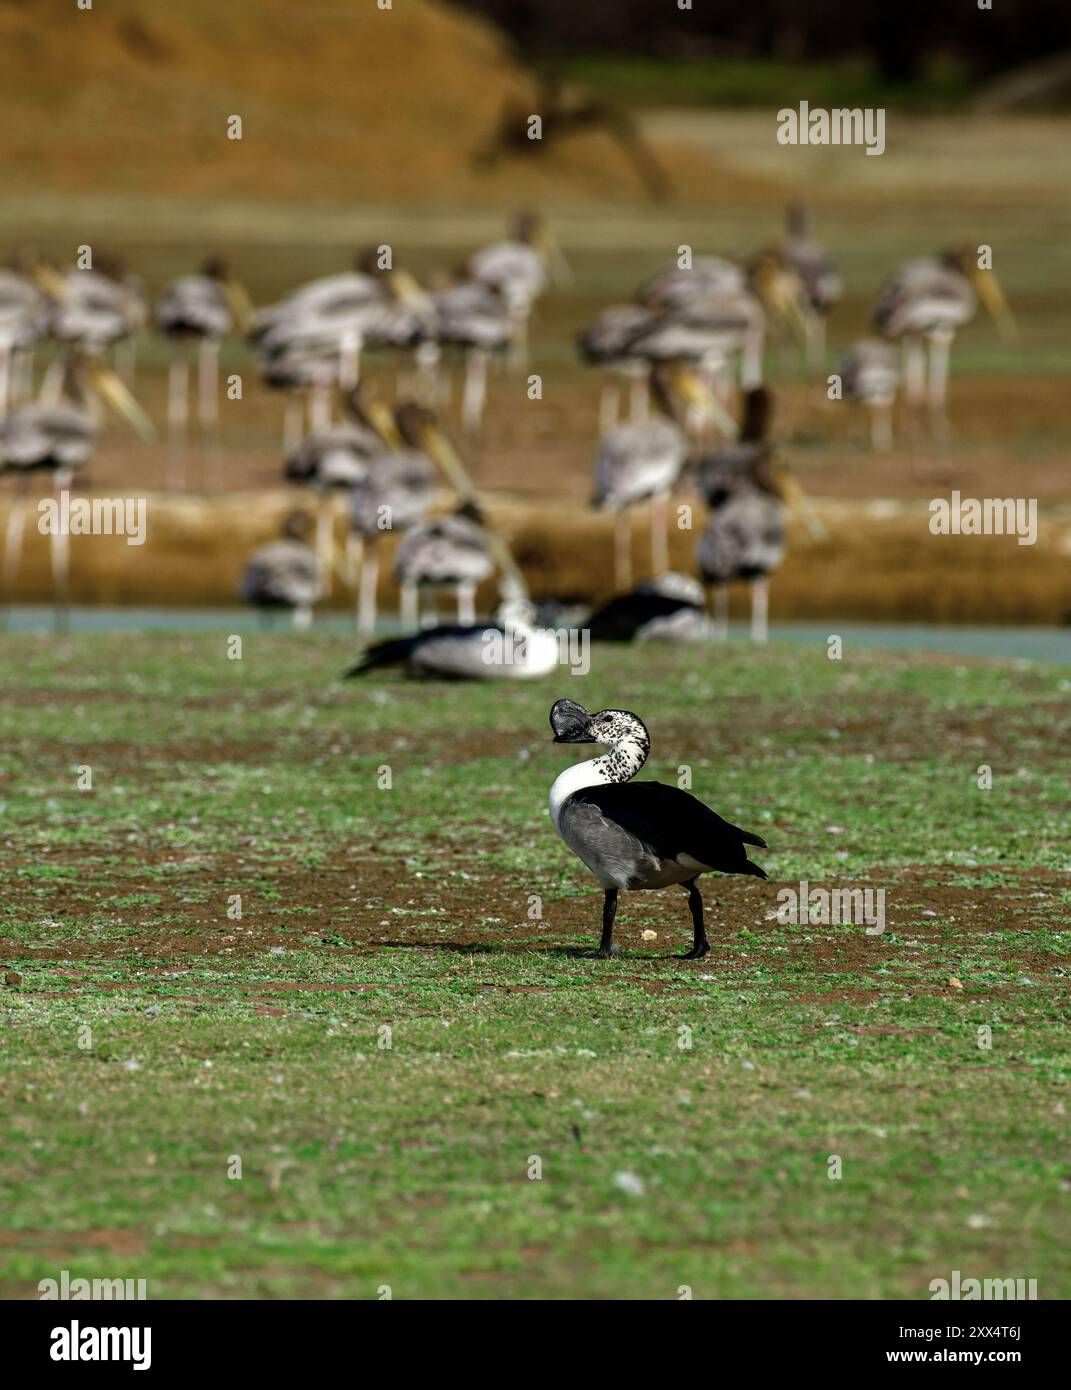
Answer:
[548,700,767,959]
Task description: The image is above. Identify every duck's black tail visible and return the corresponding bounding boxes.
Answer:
[343,637,416,677]
[741,859,768,880]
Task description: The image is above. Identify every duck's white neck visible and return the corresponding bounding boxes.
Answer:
[548,723,650,829]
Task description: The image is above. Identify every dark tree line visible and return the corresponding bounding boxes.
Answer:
[458,1,1071,83]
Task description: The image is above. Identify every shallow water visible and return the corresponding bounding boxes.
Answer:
[3,606,1068,665]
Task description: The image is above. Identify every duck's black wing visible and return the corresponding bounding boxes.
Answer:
[343,624,484,676]
[587,593,701,642]
[570,780,767,877]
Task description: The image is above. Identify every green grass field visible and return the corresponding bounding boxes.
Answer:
[1,635,1068,1298]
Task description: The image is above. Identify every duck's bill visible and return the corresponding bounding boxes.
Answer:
[974,271,1019,346]
[777,470,827,542]
[550,698,594,742]
[88,364,157,441]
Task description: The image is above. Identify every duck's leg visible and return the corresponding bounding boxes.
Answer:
[679,878,710,960]
[580,888,619,959]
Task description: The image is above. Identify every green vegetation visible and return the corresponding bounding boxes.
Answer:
[1,636,1068,1297]
[548,55,976,113]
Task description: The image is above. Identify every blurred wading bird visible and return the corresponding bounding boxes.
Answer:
[872,248,1018,425]
[155,257,253,442]
[0,353,155,631]
[838,339,899,450]
[593,363,722,589]
[241,511,320,630]
[695,388,826,643]
[548,699,768,960]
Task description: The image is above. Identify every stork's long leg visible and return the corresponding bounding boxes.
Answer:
[314,493,334,599]
[462,348,489,438]
[343,531,363,591]
[400,580,419,630]
[507,305,529,372]
[197,338,220,432]
[709,583,729,640]
[282,395,303,453]
[740,329,765,389]
[456,579,476,626]
[167,357,190,440]
[902,337,926,411]
[628,373,649,422]
[870,400,894,451]
[650,492,670,576]
[357,536,380,636]
[338,332,362,392]
[750,577,769,644]
[678,878,710,960]
[927,332,953,446]
[309,384,332,433]
[0,345,11,416]
[1,475,29,629]
[51,467,73,635]
[613,512,631,591]
[413,341,442,405]
[579,888,618,959]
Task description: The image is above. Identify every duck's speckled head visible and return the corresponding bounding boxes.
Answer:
[551,701,649,752]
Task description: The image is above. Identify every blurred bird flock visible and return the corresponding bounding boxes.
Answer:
[0,0,1069,1303]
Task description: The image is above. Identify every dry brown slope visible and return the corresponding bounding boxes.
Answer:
[0,0,740,206]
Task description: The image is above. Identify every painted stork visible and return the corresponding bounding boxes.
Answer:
[155,257,253,440]
[872,249,1018,424]
[0,353,154,632]
[0,268,50,413]
[777,203,842,366]
[593,364,718,588]
[347,432,436,635]
[283,388,399,597]
[241,511,320,630]
[466,210,552,370]
[695,388,825,643]
[839,339,899,450]
[431,278,511,438]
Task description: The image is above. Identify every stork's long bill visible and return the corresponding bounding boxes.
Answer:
[972,269,1020,346]
[222,278,255,335]
[86,362,157,442]
[672,366,739,439]
[775,467,827,542]
[415,420,529,596]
